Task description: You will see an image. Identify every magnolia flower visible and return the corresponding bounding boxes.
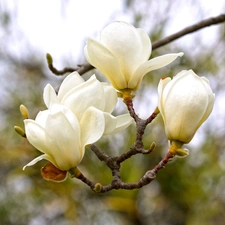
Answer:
[24,104,101,171]
[84,21,183,92]
[23,72,133,172]
[44,71,133,134]
[158,70,215,145]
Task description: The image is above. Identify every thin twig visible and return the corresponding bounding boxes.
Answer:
[46,53,76,75]
[123,96,140,122]
[90,144,110,162]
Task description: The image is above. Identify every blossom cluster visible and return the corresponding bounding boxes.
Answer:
[17,21,215,181]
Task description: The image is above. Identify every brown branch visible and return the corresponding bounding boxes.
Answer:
[152,14,225,49]
[90,144,110,162]
[46,53,76,75]
[123,96,140,122]
[46,53,94,76]
[70,150,174,193]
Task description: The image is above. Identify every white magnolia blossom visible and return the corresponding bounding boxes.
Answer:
[158,70,215,144]
[44,71,133,134]
[84,21,183,92]
[24,72,133,171]
[24,104,101,171]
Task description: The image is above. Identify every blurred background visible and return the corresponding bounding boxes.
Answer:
[1,0,225,224]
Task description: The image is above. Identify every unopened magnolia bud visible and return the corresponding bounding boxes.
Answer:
[46,53,53,65]
[93,183,102,192]
[14,126,26,138]
[158,70,215,144]
[149,142,156,152]
[20,105,29,119]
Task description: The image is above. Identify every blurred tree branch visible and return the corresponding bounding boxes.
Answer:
[46,14,225,76]
[152,14,225,49]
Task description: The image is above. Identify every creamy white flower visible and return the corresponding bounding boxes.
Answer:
[23,104,105,171]
[158,70,215,144]
[44,71,133,134]
[23,72,133,171]
[84,21,183,92]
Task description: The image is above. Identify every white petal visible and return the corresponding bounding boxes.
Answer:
[45,111,82,171]
[136,27,152,61]
[158,77,171,98]
[58,72,85,101]
[102,113,117,135]
[129,53,183,90]
[102,84,118,113]
[49,104,80,132]
[189,71,215,129]
[171,69,189,81]
[80,107,105,147]
[196,93,215,129]
[61,75,106,120]
[100,22,151,78]
[84,38,127,90]
[43,84,59,108]
[35,110,49,127]
[24,119,50,155]
[23,154,51,170]
[103,113,134,135]
[157,77,171,118]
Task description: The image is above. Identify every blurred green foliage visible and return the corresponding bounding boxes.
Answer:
[1,0,225,224]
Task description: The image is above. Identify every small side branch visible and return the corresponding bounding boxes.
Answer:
[90,144,110,162]
[46,53,94,76]
[46,53,76,75]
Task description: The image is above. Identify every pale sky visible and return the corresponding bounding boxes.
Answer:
[3,0,125,64]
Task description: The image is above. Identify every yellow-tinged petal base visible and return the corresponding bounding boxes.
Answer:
[120,89,134,101]
[169,140,189,158]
